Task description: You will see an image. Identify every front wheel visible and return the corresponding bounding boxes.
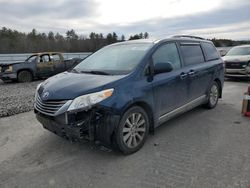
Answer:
[113,106,149,154]
[204,81,220,109]
[17,70,33,82]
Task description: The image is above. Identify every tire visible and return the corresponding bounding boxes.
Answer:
[204,81,220,109]
[113,106,149,154]
[17,70,33,83]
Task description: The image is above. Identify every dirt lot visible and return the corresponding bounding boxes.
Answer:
[0,80,250,188]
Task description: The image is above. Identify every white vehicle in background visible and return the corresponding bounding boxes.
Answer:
[223,45,250,78]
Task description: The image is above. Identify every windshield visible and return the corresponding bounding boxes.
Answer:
[26,55,38,63]
[226,46,250,56]
[74,43,153,75]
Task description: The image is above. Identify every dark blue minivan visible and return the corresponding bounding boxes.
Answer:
[34,36,224,154]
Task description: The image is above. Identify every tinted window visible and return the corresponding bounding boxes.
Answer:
[152,43,181,70]
[202,42,219,61]
[180,45,204,65]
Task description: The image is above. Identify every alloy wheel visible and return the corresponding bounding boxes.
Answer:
[209,84,219,106]
[122,113,146,148]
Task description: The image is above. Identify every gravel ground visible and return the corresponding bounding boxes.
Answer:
[0,80,42,117]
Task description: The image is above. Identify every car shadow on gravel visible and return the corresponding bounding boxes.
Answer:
[0,80,17,85]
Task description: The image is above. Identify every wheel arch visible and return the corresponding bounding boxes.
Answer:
[121,101,155,133]
[214,78,222,98]
[17,68,34,77]
[17,68,34,82]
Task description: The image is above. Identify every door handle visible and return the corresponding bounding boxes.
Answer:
[180,72,188,79]
[188,70,195,77]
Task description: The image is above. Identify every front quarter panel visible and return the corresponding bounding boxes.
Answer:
[12,63,36,77]
[98,73,155,127]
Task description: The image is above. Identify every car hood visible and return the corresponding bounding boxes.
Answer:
[38,72,126,100]
[222,55,250,62]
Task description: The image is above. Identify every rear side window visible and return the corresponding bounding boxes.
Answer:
[152,43,181,70]
[52,54,61,61]
[39,54,50,63]
[180,44,204,65]
[201,42,220,61]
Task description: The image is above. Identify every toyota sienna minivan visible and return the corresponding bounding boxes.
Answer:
[34,35,224,154]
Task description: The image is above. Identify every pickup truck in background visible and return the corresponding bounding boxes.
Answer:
[0,52,84,82]
[222,45,250,78]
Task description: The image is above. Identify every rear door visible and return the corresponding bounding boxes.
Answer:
[179,42,218,101]
[151,42,189,118]
[36,54,55,77]
[52,53,65,74]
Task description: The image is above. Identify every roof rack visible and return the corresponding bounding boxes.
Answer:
[172,35,206,40]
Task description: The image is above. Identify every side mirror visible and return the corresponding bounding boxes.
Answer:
[154,62,173,74]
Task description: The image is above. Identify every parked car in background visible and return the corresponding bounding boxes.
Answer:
[218,49,228,56]
[34,36,224,154]
[217,47,232,57]
[223,45,250,78]
[0,52,84,82]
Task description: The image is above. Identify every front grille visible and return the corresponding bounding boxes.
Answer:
[225,61,247,69]
[35,95,67,116]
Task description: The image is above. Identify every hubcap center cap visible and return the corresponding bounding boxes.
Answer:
[131,127,136,134]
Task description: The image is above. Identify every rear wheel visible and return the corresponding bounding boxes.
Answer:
[204,81,219,109]
[113,106,149,154]
[18,70,33,82]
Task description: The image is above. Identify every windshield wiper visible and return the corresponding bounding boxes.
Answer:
[81,70,110,75]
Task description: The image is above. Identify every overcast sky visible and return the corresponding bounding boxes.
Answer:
[0,0,249,39]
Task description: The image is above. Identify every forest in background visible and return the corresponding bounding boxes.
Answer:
[0,27,249,53]
[0,27,149,53]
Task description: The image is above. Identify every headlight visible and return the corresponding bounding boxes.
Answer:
[67,89,114,111]
[5,66,13,72]
[35,83,42,99]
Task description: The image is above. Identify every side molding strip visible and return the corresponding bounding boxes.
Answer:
[158,95,207,124]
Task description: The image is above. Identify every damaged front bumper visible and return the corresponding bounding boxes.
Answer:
[0,72,17,81]
[34,107,120,147]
